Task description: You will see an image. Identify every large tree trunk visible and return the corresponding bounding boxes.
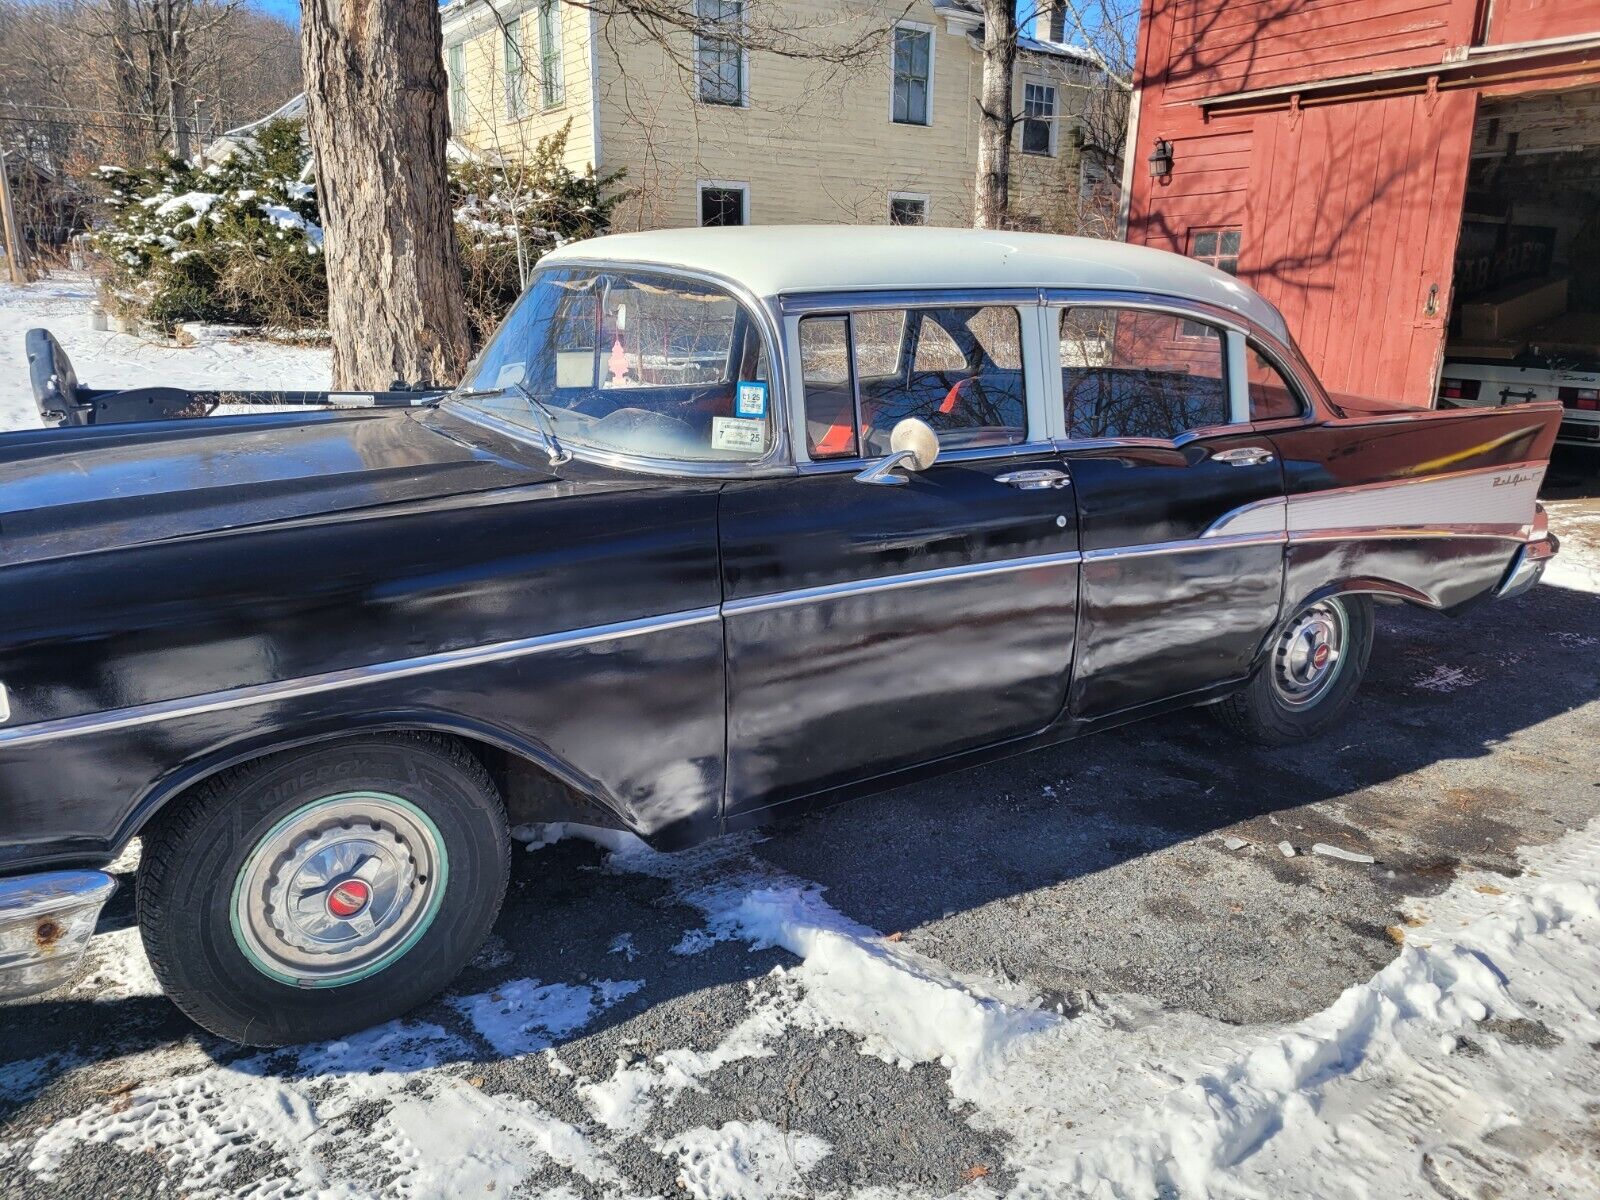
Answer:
[973,0,1017,230]
[299,0,470,390]
[167,32,192,160]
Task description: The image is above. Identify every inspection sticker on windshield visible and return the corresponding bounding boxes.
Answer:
[735,380,768,418]
[712,416,766,453]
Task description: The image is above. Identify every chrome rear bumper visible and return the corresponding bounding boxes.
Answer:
[1497,533,1559,600]
[0,870,117,999]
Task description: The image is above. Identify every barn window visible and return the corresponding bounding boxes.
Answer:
[1180,227,1241,336]
[1187,227,1241,275]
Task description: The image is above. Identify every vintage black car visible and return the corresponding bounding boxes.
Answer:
[0,228,1560,1044]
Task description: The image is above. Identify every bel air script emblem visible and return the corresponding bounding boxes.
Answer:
[1493,470,1539,488]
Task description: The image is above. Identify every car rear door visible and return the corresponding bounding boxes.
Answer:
[717,296,1080,819]
[1048,298,1287,720]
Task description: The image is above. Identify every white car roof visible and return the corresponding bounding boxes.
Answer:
[541,226,1291,342]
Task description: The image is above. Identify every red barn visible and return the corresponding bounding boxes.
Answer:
[1121,0,1600,407]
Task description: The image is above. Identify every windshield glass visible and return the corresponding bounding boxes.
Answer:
[451,267,774,463]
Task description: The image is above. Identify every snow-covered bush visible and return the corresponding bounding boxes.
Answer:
[94,119,326,331]
[93,119,624,338]
[452,123,626,340]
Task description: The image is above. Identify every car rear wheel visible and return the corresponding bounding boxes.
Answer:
[1213,594,1374,745]
[138,733,509,1046]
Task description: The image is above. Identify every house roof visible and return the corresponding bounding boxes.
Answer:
[540,226,1290,339]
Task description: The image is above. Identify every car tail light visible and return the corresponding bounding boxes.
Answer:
[1559,386,1600,411]
[1439,378,1481,401]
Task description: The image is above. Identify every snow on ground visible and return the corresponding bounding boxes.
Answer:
[0,274,328,433]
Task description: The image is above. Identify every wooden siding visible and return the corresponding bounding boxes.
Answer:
[1126,127,1251,253]
[1487,0,1600,47]
[1143,0,1472,106]
[1241,91,1476,403]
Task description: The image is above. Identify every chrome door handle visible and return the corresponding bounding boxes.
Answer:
[1213,446,1275,466]
[996,468,1071,490]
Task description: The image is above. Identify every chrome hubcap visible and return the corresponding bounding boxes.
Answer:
[1270,599,1348,709]
[231,792,447,987]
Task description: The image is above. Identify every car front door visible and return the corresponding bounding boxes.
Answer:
[718,297,1080,819]
[1049,299,1287,720]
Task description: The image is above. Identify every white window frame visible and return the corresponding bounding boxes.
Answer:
[503,21,529,121]
[538,0,565,109]
[446,42,467,131]
[887,191,930,226]
[1021,79,1057,156]
[697,179,750,226]
[889,21,935,127]
[695,0,749,108]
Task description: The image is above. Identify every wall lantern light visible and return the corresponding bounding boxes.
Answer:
[1148,138,1174,180]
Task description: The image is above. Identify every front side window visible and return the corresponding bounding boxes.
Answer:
[801,305,1026,459]
[454,268,772,463]
[504,23,529,119]
[1022,82,1056,155]
[1247,343,1304,421]
[699,183,747,226]
[447,43,467,130]
[539,1,565,108]
[697,0,745,105]
[1060,307,1229,440]
[892,26,932,125]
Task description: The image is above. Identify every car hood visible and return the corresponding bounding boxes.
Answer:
[0,407,559,567]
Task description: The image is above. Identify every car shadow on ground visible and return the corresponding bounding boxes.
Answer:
[3,571,1597,1105]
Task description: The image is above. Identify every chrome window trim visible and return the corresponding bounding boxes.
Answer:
[723,549,1083,615]
[447,258,794,478]
[795,440,1058,475]
[778,287,1046,316]
[0,607,722,750]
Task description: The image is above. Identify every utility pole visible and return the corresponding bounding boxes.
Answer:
[0,146,30,285]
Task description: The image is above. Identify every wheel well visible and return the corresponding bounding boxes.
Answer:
[126,726,631,854]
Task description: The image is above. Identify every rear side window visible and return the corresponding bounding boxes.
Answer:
[1246,344,1304,421]
[1060,308,1229,440]
[800,306,1027,459]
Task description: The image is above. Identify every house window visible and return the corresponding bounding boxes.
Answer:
[504,22,529,120]
[1181,227,1241,335]
[889,193,928,225]
[697,0,745,105]
[892,25,932,126]
[699,181,748,226]
[447,43,467,130]
[1022,82,1056,155]
[538,1,564,108]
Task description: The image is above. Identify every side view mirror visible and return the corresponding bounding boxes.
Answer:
[853,418,940,487]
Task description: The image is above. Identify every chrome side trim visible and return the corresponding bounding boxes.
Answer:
[1081,532,1287,562]
[723,550,1083,615]
[0,607,723,750]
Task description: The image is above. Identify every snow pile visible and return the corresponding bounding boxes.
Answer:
[558,812,1600,1198]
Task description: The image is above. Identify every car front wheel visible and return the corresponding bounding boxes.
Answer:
[138,733,509,1046]
[1213,594,1374,745]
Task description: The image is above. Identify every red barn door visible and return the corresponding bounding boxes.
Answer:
[1240,90,1477,406]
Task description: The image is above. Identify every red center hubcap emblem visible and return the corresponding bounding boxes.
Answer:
[1312,644,1331,670]
[327,879,371,919]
